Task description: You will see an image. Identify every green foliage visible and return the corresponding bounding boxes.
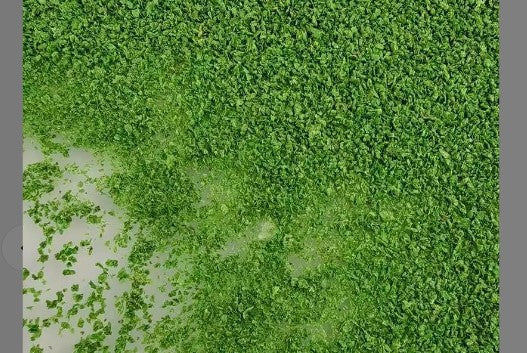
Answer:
[30,345,44,353]
[23,0,499,352]
[23,160,62,200]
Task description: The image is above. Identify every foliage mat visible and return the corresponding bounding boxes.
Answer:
[23,0,499,352]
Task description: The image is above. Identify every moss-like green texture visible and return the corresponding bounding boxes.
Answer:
[23,0,499,352]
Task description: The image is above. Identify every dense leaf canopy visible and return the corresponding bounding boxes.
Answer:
[23,0,499,352]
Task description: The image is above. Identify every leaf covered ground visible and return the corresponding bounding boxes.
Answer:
[23,0,499,352]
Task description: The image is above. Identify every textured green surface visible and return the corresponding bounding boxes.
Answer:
[23,0,499,352]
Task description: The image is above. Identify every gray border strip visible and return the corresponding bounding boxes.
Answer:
[0,0,22,351]
[500,1,527,352]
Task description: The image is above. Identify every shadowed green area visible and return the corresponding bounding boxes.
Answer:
[23,0,499,352]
